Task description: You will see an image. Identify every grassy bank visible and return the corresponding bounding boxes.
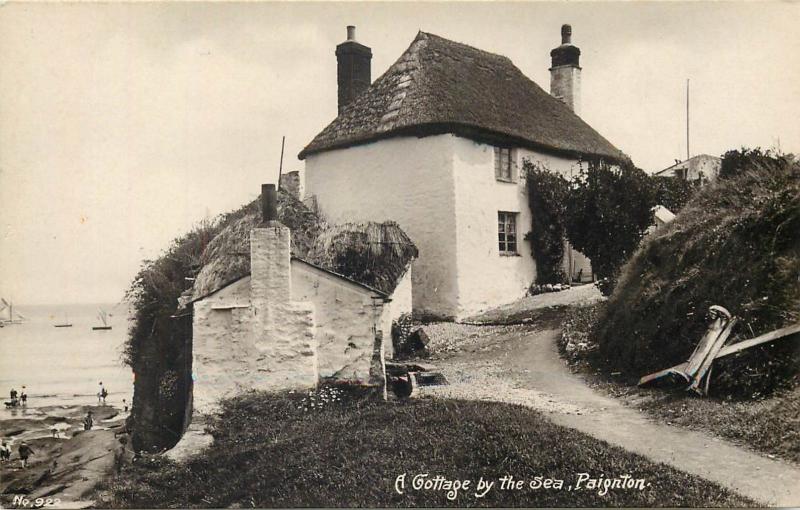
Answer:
[560,304,800,464]
[98,388,752,508]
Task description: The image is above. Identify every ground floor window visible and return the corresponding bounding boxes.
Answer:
[498,211,518,255]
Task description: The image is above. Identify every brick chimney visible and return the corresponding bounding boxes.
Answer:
[549,24,581,116]
[336,25,372,114]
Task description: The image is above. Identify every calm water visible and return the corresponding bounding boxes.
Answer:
[0,302,134,415]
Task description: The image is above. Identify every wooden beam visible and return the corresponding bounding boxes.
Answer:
[716,323,800,359]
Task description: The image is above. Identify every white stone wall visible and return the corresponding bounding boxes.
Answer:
[451,138,584,316]
[305,135,459,318]
[291,260,386,382]
[379,265,413,359]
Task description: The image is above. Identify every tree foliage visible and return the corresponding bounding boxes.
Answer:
[651,176,697,212]
[524,160,569,284]
[564,159,656,293]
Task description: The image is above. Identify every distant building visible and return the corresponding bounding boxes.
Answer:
[646,205,676,235]
[654,154,721,183]
[299,25,624,319]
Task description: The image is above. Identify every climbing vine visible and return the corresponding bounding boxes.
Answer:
[524,160,569,284]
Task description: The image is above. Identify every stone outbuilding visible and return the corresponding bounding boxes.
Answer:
[186,185,415,416]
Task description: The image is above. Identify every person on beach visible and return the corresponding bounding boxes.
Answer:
[10,388,17,400]
[0,440,11,462]
[122,398,128,413]
[51,427,59,438]
[20,391,27,406]
[98,382,108,404]
[84,411,93,431]
[18,441,34,469]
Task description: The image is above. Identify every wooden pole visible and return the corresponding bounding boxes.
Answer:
[686,79,690,160]
[277,136,286,191]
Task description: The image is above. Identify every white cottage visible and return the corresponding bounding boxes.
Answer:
[187,185,414,416]
[299,25,625,319]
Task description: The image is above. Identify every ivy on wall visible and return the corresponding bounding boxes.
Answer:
[524,160,570,284]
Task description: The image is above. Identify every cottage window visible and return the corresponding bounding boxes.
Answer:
[494,147,515,182]
[498,212,518,255]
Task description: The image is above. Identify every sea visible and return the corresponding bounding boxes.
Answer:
[0,302,134,416]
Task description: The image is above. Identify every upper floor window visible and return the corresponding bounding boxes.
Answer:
[498,211,518,255]
[494,147,516,182]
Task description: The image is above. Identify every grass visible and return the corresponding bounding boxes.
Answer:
[560,303,800,464]
[98,386,754,508]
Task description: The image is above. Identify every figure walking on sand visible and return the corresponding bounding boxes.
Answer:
[84,411,93,431]
[98,382,108,404]
[20,390,27,406]
[18,441,34,469]
[0,440,11,462]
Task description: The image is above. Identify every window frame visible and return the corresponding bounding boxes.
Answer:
[497,211,519,256]
[494,146,517,183]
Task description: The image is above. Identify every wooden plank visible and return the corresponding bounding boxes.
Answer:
[689,317,737,395]
[715,323,800,359]
[685,308,732,377]
[638,362,689,387]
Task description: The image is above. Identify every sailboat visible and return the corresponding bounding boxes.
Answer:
[0,298,26,326]
[92,309,112,330]
[54,312,73,328]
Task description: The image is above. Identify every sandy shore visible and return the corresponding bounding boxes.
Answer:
[0,403,130,508]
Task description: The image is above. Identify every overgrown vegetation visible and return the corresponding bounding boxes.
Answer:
[125,190,322,452]
[98,390,752,508]
[565,158,656,293]
[651,175,697,212]
[594,149,800,396]
[524,160,568,284]
[525,158,656,293]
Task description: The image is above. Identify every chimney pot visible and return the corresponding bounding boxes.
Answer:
[347,25,356,41]
[261,183,278,224]
[561,24,572,44]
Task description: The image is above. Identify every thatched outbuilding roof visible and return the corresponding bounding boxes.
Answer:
[306,221,418,295]
[299,31,624,162]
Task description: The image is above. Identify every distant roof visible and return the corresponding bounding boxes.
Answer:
[653,205,676,224]
[654,154,721,176]
[299,31,625,162]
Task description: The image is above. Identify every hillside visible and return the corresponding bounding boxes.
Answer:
[593,151,800,395]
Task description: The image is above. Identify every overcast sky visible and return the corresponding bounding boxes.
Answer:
[1,2,798,305]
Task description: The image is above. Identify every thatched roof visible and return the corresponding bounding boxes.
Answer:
[299,31,624,162]
[191,202,417,301]
[306,221,418,295]
[191,190,322,300]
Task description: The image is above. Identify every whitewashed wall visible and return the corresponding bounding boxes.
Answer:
[291,260,386,382]
[305,135,459,318]
[379,266,412,359]
[452,138,583,316]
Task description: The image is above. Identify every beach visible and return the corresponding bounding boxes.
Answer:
[0,303,134,507]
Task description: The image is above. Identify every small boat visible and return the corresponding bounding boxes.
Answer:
[0,298,26,326]
[54,312,73,328]
[92,309,112,330]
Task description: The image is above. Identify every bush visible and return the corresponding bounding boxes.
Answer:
[594,150,800,396]
[524,160,569,284]
[651,176,697,212]
[565,159,656,293]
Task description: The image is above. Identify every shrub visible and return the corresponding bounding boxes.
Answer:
[651,175,698,212]
[524,160,569,284]
[594,151,800,396]
[565,159,656,293]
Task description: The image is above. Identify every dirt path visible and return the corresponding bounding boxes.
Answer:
[424,327,800,506]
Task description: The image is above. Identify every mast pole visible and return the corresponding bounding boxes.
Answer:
[277,135,286,191]
[686,79,690,160]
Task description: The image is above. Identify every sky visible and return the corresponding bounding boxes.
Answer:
[1,1,798,305]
